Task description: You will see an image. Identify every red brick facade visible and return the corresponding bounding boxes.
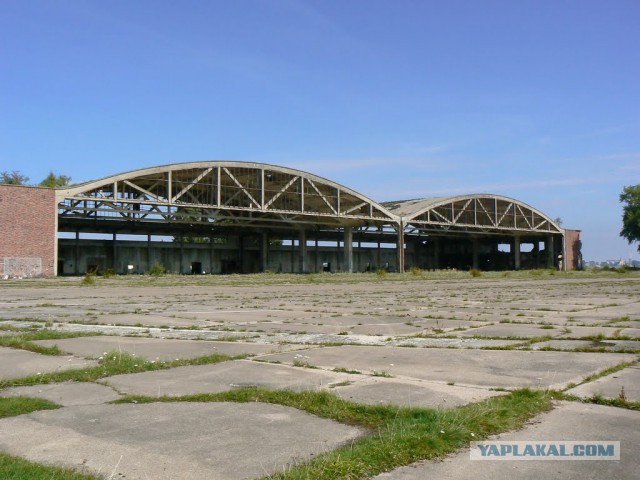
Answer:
[0,185,57,277]
[564,229,582,270]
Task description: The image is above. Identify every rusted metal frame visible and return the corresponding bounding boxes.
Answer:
[264,175,300,209]
[171,167,213,203]
[222,167,261,208]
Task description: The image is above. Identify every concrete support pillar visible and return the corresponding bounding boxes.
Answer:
[179,234,183,274]
[376,241,381,269]
[210,235,215,274]
[433,237,440,270]
[357,240,361,273]
[147,234,151,272]
[261,233,268,272]
[298,230,307,273]
[343,227,353,273]
[472,237,479,270]
[547,235,555,268]
[74,231,79,275]
[514,236,521,270]
[315,238,319,273]
[336,239,341,272]
[112,232,117,272]
[396,222,405,273]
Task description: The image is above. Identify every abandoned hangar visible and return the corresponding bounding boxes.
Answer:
[0,161,581,277]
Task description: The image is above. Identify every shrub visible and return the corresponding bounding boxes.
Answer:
[148,261,167,276]
[469,268,482,277]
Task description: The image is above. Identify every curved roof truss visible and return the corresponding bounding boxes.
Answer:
[56,161,397,231]
[386,194,562,235]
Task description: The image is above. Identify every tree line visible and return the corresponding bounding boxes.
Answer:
[0,170,71,188]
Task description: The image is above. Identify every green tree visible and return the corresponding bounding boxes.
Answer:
[620,185,640,253]
[39,171,71,188]
[0,170,29,185]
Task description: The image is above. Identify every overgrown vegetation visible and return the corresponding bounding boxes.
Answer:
[115,387,553,480]
[0,330,97,355]
[0,396,60,419]
[0,350,241,389]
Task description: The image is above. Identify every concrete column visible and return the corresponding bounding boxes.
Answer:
[396,222,405,273]
[315,238,319,273]
[336,239,341,272]
[238,235,244,274]
[514,236,521,270]
[376,241,381,269]
[472,237,479,270]
[298,230,307,273]
[112,232,117,272]
[433,237,440,269]
[291,238,295,273]
[547,235,555,268]
[357,240,361,273]
[179,234,183,274]
[74,231,79,275]
[261,233,268,272]
[147,234,151,272]
[343,227,353,273]
[210,236,215,274]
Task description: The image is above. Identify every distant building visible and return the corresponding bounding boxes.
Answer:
[1,161,581,277]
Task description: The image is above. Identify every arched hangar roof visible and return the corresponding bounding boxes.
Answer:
[383,194,562,234]
[56,161,398,230]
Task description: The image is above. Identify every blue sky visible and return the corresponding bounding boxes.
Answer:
[1,0,639,261]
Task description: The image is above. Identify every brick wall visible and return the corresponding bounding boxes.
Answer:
[564,229,582,270]
[0,185,56,277]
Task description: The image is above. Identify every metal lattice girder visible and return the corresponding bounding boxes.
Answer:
[383,194,562,235]
[56,161,398,230]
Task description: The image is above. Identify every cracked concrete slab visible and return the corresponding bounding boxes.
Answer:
[103,359,351,396]
[0,402,363,480]
[331,378,504,408]
[0,347,96,380]
[567,365,640,401]
[33,336,297,361]
[0,382,121,406]
[260,346,637,389]
[374,402,639,480]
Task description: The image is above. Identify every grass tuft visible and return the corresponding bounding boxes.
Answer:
[0,396,61,419]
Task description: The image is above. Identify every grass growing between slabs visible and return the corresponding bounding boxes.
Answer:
[116,387,554,480]
[0,329,99,356]
[0,350,242,389]
[0,452,101,480]
[0,396,60,419]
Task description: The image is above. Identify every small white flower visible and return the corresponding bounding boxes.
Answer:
[470,432,475,437]
[440,430,445,434]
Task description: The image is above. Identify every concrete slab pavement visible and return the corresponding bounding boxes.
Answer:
[567,365,640,402]
[0,402,363,480]
[332,378,504,408]
[33,336,297,361]
[374,402,639,480]
[259,346,637,389]
[0,347,96,380]
[0,382,121,406]
[104,359,352,396]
